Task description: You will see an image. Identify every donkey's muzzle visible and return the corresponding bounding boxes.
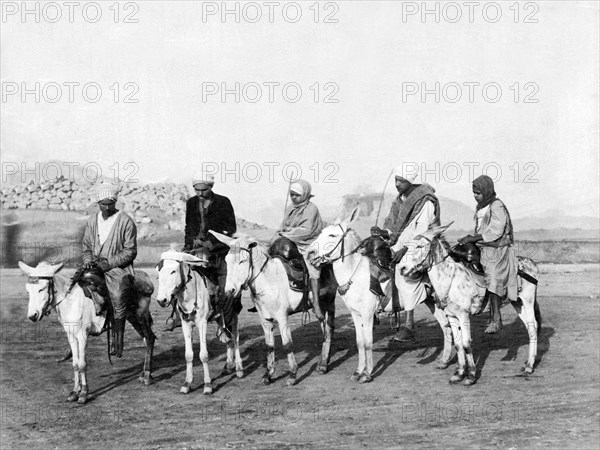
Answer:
[28,312,39,322]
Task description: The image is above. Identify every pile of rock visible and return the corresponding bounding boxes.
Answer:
[0,176,190,218]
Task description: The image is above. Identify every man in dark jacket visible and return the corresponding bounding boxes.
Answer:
[165,173,237,331]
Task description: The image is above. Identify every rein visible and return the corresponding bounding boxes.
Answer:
[240,246,269,291]
[29,276,62,317]
[322,225,368,264]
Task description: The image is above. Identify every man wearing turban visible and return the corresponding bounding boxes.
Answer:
[372,164,440,341]
[81,184,138,357]
[165,172,237,331]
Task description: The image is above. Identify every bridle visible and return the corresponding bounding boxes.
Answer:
[239,244,269,292]
[406,235,452,275]
[157,259,192,305]
[317,225,367,264]
[28,276,61,318]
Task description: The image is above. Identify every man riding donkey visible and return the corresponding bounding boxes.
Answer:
[272,179,326,321]
[370,165,441,342]
[80,185,147,357]
[164,172,240,333]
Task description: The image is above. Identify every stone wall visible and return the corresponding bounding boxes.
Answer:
[1,176,189,219]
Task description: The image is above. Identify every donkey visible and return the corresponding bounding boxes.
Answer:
[155,249,243,394]
[310,206,454,383]
[397,223,541,385]
[19,261,156,404]
[210,232,338,386]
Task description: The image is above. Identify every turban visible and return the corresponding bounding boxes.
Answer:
[394,164,420,183]
[192,172,215,187]
[96,185,119,202]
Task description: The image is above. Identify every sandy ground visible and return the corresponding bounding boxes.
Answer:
[1,265,599,449]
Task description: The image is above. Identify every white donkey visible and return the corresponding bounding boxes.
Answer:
[397,224,541,385]
[310,206,454,383]
[155,249,243,394]
[210,232,339,386]
[19,261,155,404]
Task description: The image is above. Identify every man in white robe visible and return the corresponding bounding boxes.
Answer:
[376,166,440,341]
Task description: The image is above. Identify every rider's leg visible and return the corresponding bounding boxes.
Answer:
[485,291,503,334]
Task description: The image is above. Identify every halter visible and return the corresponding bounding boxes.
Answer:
[240,245,269,292]
[320,225,367,264]
[28,276,61,318]
[409,235,452,274]
[158,259,192,304]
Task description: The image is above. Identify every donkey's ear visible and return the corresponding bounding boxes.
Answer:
[209,230,237,247]
[18,261,34,276]
[50,262,65,274]
[341,204,360,227]
[430,222,454,237]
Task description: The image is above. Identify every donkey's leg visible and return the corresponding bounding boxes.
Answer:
[196,317,212,395]
[260,317,276,385]
[232,315,244,379]
[180,318,194,394]
[278,315,298,386]
[222,315,244,379]
[512,289,538,374]
[359,313,375,384]
[456,312,477,386]
[130,299,155,385]
[447,314,467,384]
[76,333,90,404]
[66,330,81,402]
[424,299,455,369]
[350,312,366,382]
[317,307,335,375]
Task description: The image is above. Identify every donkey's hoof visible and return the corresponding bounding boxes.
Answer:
[222,364,235,376]
[260,376,271,386]
[203,383,213,395]
[350,371,362,382]
[436,360,452,370]
[359,373,373,384]
[522,364,534,375]
[236,370,245,379]
[77,394,88,404]
[286,374,297,387]
[316,365,328,375]
[463,374,477,386]
[66,391,79,402]
[143,372,154,386]
[180,383,191,394]
[449,371,466,384]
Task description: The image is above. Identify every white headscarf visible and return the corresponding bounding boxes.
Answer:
[394,164,420,183]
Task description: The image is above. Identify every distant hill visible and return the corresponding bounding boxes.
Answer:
[514,213,599,231]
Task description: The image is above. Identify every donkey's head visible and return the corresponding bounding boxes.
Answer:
[397,223,453,278]
[210,231,263,298]
[311,205,360,266]
[155,250,203,308]
[18,261,64,322]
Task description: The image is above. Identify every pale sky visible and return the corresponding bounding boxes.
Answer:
[1,1,598,225]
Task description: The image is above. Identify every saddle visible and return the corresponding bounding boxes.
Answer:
[269,237,334,314]
[363,236,394,297]
[71,264,155,316]
[449,242,484,275]
[269,237,308,293]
